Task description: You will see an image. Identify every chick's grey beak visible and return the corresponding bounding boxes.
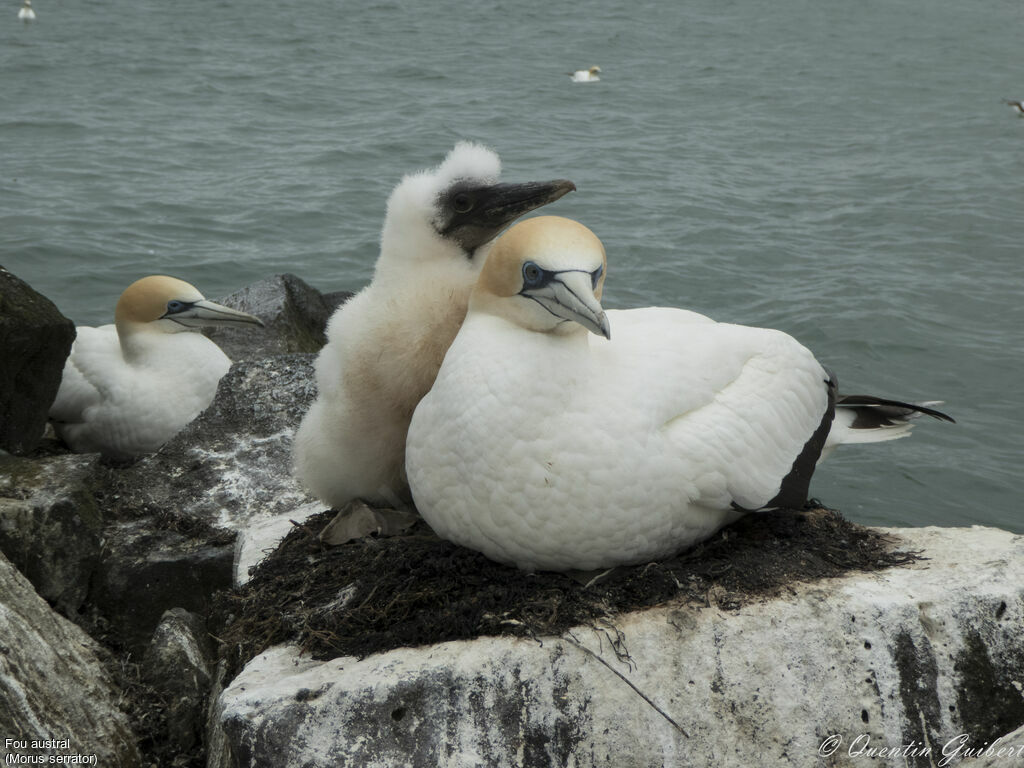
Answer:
[164,299,265,329]
[445,178,576,252]
[480,179,576,224]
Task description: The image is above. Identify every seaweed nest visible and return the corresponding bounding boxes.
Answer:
[216,505,918,680]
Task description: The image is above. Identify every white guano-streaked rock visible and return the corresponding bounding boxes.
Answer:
[0,551,141,767]
[210,526,1024,768]
[102,355,319,534]
[233,501,322,587]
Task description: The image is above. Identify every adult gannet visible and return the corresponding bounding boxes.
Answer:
[406,216,953,571]
[568,66,601,82]
[1005,100,1024,115]
[49,275,264,460]
[18,0,35,22]
[293,142,575,508]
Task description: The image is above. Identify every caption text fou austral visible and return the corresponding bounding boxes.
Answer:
[2,740,96,765]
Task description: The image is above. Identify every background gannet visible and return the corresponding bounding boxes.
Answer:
[568,66,601,82]
[293,142,575,508]
[1004,99,1024,115]
[49,275,264,460]
[406,216,953,571]
[18,0,35,22]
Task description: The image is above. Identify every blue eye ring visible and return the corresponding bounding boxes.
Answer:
[165,300,187,314]
[522,261,544,287]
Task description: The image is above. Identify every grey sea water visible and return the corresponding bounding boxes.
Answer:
[2,0,1022,532]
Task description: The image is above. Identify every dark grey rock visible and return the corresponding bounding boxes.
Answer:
[0,266,75,454]
[88,521,234,654]
[205,273,351,361]
[0,452,103,615]
[0,277,337,767]
[143,608,214,755]
[967,722,1024,766]
[323,288,356,317]
[84,355,317,651]
[0,551,141,767]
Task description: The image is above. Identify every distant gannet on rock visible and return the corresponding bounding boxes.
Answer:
[49,275,264,460]
[18,0,35,22]
[568,66,601,82]
[293,142,575,508]
[1005,100,1024,115]
[406,216,954,572]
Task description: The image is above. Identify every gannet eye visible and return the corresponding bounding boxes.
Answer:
[522,261,544,287]
[591,265,604,289]
[452,192,474,214]
[165,300,187,314]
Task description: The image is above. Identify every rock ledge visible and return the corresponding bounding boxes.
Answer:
[211,525,1024,768]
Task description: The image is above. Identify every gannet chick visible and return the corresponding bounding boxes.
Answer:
[49,275,264,460]
[568,66,601,82]
[18,0,35,22]
[293,142,575,508]
[406,216,953,572]
[1005,100,1024,115]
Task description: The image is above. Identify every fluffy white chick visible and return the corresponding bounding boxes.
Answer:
[294,143,575,507]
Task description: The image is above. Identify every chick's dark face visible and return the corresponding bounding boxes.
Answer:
[434,178,576,256]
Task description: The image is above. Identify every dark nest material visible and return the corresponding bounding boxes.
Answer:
[216,505,919,680]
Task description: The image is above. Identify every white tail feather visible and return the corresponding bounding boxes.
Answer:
[819,408,915,463]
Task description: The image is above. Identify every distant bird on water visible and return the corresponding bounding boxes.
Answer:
[18,0,35,22]
[293,142,575,509]
[569,66,601,82]
[49,275,264,460]
[1004,100,1024,115]
[406,216,954,572]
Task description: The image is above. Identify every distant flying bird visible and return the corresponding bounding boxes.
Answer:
[18,0,35,22]
[1005,100,1024,115]
[293,142,575,509]
[569,66,601,83]
[49,275,264,460]
[406,216,954,572]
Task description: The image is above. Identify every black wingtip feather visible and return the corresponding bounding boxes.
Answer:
[836,394,955,424]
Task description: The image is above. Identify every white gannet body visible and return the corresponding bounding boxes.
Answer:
[569,66,601,82]
[407,216,953,571]
[293,143,575,508]
[18,0,35,21]
[49,275,264,460]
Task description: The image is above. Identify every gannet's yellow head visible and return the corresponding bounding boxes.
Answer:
[114,275,265,335]
[471,216,610,339]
